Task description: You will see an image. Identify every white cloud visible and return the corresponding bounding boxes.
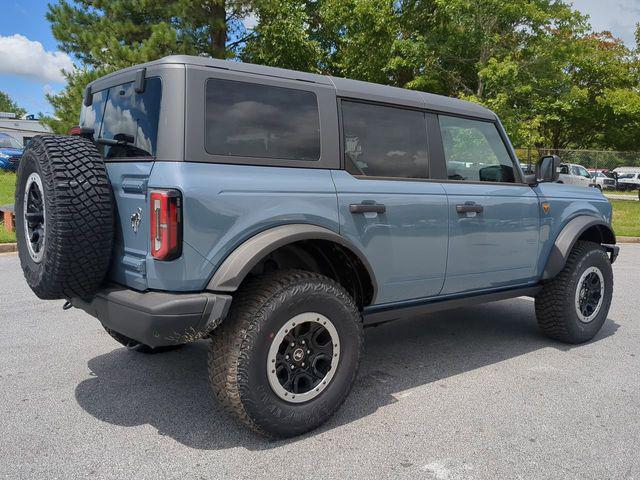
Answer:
[0,34,75,83]
[243,13,258,30]
[572,0,639,48]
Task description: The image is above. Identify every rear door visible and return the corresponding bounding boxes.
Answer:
[333,100,448,305]
[436,115,540,295]
[79,77,163,290]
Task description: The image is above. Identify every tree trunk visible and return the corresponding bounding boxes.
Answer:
[209,0,227,59]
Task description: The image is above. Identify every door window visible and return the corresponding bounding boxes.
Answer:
[341,101,429,178]
[439,115,516,183]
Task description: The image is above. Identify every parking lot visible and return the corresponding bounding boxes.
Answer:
[0,246,639,480]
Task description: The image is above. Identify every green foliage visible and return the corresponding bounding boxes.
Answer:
[46,0,640,151]
[0,92,26,118]
[41,69,104,134]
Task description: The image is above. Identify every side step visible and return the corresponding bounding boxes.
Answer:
[363,285,542,326]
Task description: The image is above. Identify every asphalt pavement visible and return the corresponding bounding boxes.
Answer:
[1,247,639,480]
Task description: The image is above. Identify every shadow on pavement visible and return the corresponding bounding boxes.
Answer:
[75,298,618,450]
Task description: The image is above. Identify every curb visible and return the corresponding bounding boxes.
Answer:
[0,242,17,253]
[618,236,640,244]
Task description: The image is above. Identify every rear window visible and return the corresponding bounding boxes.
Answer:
[205,78,321,161]
[80,77,162,159]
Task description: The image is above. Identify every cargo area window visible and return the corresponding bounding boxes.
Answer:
[439,115,516,183]
[341,101,429,179]
[80,77,162,160]
[205,78,321,161]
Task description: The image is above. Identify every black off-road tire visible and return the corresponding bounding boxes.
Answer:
[103,327,183,354]
[208,270,363,438]
[15,135,114,300]
[535,241,613,344]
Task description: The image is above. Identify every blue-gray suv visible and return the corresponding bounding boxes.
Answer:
[14,56,618,438]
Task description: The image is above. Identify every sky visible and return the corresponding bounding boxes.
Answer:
[0,0,638,118]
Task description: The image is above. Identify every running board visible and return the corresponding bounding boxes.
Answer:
[362,285,542,326]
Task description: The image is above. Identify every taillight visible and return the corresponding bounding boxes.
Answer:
[150,189,182,261]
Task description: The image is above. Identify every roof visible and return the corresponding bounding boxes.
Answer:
[89,55,495,120]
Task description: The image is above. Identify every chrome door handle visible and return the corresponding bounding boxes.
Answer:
[349,203,386,214]
[456,201,483,214]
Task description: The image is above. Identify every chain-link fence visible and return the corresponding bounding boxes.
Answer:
[515,147,640,173]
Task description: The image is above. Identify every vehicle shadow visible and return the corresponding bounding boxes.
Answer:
[74,298,619,451]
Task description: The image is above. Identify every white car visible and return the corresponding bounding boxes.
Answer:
[617,172,640,190]
[590,171,617,190]
[557,163,594,188]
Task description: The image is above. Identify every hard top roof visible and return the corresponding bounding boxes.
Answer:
[89,55,495,120]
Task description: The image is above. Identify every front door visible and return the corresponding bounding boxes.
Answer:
[437,115,540,295]
[333,101,448,305]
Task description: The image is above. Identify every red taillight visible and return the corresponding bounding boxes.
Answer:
[150,189,182,261]
[68,126,82,135]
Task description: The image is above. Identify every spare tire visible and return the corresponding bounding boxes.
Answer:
[15,135,114,300]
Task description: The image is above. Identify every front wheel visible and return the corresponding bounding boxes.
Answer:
[535,241,613,343]
[208,270,363,438]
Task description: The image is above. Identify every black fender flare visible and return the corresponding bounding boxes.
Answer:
[206,224,378,302]
[542,215,617,280]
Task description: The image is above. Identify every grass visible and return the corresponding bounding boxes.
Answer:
[0,170,638,242]
[605,189,638,196]
[0,172,16,243]
[610,199,640,237]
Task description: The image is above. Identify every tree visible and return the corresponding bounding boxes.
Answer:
[46,0,640,150]
[45,0,256,131]
[0,91,26,118]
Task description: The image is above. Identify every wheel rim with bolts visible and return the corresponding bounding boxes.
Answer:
[266,312,340,404]
[575,266,605,323]
[23,172,46,263]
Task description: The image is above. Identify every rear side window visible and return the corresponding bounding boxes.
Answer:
[341,101,429,178]
[205,78,320,161]
[439,115,516,183]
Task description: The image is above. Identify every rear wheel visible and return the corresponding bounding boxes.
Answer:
[535,241,613,343]
[208,270,363,438]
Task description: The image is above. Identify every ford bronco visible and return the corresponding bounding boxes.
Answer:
[15,56,618,438]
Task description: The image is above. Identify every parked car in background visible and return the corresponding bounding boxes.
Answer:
[590,171,616,190]
[557,163,594,187]
[617,172,640,190]
[519,162,536,175]
[0,132,23,172]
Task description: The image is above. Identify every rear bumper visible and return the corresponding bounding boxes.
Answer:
[72,285,232,348]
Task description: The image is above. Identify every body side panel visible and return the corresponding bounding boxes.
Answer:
[441,182,540,294]
[533,182,613,279]
[331,170,449,304]
[146,162,341,291]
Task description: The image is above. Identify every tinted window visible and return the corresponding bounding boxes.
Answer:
[80,88,108,138]
[99,77,162,159]
[342,101,428,178]
[205,79,320,161]
[439,116,516,183]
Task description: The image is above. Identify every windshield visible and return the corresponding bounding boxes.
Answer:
[0,133,22,149]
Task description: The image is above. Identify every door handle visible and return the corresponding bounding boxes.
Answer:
[456,201,484,214]
[349,203,386,214]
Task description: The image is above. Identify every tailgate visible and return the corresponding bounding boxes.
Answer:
[106,162,153,291]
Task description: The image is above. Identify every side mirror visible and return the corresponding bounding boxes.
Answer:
[536,155,561,183]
